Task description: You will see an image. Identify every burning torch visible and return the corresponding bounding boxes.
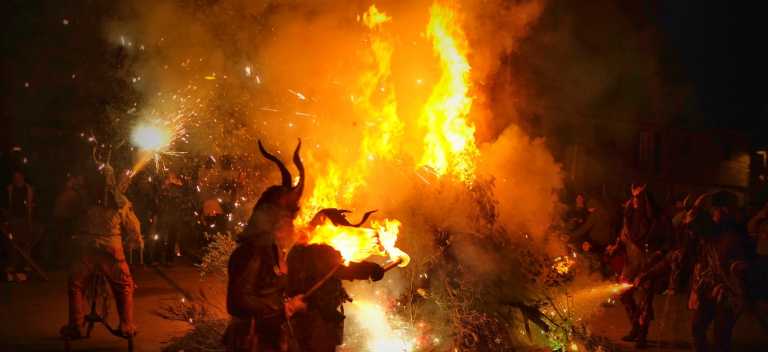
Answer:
[382,257,405,272]
[303,254,408,298]
[303,220,411,298]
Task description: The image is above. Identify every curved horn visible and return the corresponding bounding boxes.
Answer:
[258,140,292,187]
[292,139,304,194]
[351,210,377,227]
[310,208,352,227]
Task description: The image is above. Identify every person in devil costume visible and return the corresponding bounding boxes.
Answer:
[286,208,385,352]
[632,191,750,352]
[59,163,143,339]
[223,140,307,352]
[607,184,668,348]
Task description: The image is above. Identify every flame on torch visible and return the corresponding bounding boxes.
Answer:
[307,219,409,268]
[308,220,382,265]
[377,219,410,268]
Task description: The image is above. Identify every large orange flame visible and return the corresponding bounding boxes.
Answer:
[296,5,403,227]
[359,4,403,162]
[298,3,473,267]
[290,3,476,350]
[419,2,478,183]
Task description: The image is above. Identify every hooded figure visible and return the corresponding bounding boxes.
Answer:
[223,140,307,352]
[60,163,143,339]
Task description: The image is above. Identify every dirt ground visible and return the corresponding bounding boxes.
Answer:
[0,263,201,352]
[3,262,768,352]
[586,293,768,351]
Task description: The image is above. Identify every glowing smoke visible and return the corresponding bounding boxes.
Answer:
[110,0,569,350]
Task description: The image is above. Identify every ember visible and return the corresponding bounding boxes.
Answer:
[552,255,576,275]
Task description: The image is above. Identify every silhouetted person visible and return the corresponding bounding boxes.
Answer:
[52,173,85,268]
[2,171,35,282]
[286,208,384,352]
[155,172,185,265]
[687,192,749,352]
[223,141,306,352]
[607,184,666,348]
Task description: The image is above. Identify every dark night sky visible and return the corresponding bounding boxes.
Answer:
[657,1,767,130]
[1,1,122,147]
[1,0,766,145]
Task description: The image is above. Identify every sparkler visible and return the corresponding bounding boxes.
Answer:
[132,123,172,151]
[536,281,634,351]
[347,300,416,352]
[129,119,184,175]
[555,281,633,317]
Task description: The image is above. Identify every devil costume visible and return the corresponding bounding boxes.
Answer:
[223,140,304,352]
[286,210,384,352]
[224,233,288,352]
[61,165,143,339]
[611,186,667,348]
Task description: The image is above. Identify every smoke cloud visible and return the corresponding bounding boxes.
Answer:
[109,0,562,241]
[105,0,683,349]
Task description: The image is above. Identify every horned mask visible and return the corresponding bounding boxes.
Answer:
[254,139,305,214]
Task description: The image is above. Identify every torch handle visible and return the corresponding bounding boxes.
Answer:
[304,264,342,298]
[302,258,404,299]
[382,257,404,272]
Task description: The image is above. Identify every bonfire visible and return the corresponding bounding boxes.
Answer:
[110,1,633,351]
